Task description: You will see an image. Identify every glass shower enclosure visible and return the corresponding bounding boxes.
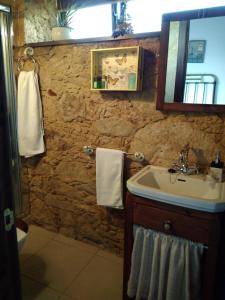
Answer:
[0,3,22,215]
[0,3,22,300]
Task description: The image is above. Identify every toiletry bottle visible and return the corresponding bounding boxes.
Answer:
[101,76,107,89]
[210,152,224,182]
[93,76,98,89]
[97,76,102,89]
[128,73,136,90]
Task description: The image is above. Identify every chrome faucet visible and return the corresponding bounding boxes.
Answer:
[171,144,198,175]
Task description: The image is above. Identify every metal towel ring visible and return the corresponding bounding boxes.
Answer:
[17,56,39,73]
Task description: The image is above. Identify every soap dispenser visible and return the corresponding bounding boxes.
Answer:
[210,152,224,182]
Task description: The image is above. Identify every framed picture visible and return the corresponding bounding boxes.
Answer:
[188,40,206,63]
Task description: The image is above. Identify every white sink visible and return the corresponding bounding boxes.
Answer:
[127,165,225,213]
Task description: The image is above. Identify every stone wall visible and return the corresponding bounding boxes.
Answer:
[24,0,56,43]
[15,38,160,254]
[15,40,225,255]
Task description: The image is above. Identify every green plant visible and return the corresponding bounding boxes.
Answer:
[56,1,79,28]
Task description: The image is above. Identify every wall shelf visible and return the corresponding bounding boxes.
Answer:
[91,46,143,91]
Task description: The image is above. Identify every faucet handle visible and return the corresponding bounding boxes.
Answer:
[181,143,190,152]
[180,144,190,161]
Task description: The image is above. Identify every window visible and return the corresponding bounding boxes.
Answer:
[69,0,225,39]
[126,0,162,33]
[70,4,112,39]
[127,0,225,33]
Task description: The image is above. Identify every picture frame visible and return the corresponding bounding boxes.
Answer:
[188,40,206,63]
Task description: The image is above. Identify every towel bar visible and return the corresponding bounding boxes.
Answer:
[83,146,145,162]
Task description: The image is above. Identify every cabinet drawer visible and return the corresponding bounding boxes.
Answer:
[133,201,217,245]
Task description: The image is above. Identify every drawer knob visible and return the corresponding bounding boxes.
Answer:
[163,221,172,231]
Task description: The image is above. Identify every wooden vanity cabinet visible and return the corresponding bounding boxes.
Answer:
[123,192,225,300]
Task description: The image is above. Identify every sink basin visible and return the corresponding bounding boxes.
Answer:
[127,165,225,213]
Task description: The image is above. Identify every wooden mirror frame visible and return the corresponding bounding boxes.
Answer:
[156,6,225,113]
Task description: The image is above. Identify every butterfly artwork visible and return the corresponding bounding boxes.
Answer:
[129,65,136,72]
[111,66,119,75]
[107,75,119,86]
[115,53,127,66]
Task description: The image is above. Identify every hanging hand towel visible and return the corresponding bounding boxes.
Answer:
[96,148,124,209]
[17,70,45,157]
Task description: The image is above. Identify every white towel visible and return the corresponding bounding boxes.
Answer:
[17,70,45,157]
[96,148,124,209]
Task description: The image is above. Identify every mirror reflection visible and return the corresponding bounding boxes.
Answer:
[165,16,225,105]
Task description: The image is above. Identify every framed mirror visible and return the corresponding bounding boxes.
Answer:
[157,6,225,112]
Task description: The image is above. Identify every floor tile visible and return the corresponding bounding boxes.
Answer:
[21,275,60,300]
[20,253,33,266]
[54,234,99,254]
[20,225,56,258]
[58,295,75,300]
[97,249,123,265]
[29,225,57,239]
[21,240,95,292]
[65,255,123,300]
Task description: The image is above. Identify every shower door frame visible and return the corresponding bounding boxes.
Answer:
[0,3,22,300]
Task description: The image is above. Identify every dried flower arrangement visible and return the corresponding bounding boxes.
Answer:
[113,1,133,38]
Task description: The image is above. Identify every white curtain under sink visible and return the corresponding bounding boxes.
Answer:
[127,226,205,300]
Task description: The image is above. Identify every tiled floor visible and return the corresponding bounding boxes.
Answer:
[20,225,123,300]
